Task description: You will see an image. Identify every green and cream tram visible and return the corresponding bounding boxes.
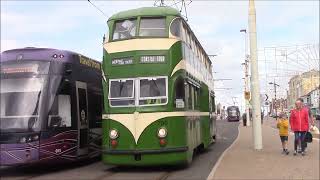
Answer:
[102,7,217,166]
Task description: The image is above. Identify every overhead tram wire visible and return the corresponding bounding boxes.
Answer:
[169,0,183,9]
[88,0,108,20]
[154,0,192,21]
[259,44,319,81]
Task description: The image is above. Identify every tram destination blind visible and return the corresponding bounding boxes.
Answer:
[112,57,133,65]
[140,56,165,64]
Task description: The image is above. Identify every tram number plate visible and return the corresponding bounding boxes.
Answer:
[112,57,133,65]
[175,99,185,108]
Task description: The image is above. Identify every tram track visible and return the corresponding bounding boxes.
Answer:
[20,174,44,180]
[2,122,236,180]
[93,171,116,180]
[0,166,50,180]
[157,171,172,180]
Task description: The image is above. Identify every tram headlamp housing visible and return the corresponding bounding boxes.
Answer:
[19,134,39,143]
[157,127,167,138]
[32,135,39,141]
[109,129,119,139]
[20,137,27,143]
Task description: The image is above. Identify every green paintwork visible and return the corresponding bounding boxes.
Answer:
[102,41,183,114]
[103,151,189,166]
[102,117,188,166]
[102,7,216,166]
[102,116,209,166]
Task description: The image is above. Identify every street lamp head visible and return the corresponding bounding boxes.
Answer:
[240,29,247,33]
[269,82,273,85]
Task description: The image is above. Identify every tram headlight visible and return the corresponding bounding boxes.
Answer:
[157,127,167,138]
[109,129,119,139]
[32,135,39,141]
[20,137,27,143]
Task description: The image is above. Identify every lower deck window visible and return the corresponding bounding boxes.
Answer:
[108,77,168,107]
[110,99,135,106]
[139,77,167,106]
[139,98,167,105]
[109,79,135,107]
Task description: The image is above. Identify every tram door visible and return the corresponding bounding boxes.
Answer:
[76,81,89,156]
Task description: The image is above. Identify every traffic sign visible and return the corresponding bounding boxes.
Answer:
[244,91,251,100]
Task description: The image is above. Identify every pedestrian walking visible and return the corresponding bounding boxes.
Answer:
[276,112,289,155]
[221,106,226,120]
[249,108,253,121]
[289,98,315,156]
[242,113,247,126]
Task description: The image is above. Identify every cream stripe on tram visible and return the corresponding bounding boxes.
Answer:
[104,38,179,54]
[102,111,209,143]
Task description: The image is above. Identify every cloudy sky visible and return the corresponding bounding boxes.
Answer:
[1,0,319,111]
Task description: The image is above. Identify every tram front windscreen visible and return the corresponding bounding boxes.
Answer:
[0,61,50,132]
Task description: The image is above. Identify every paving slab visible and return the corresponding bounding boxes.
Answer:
[208,119,320,180]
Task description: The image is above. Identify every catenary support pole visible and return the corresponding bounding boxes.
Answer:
[248,0,262,150]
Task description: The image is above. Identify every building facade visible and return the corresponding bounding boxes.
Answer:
[288,69,320,109]
[304,88,320,109]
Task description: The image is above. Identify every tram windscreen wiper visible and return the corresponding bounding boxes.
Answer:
[28,91,41,130]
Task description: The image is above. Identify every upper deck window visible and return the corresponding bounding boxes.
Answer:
[112,19,137,40]
[170,18,181,38]
[139,18,166,37]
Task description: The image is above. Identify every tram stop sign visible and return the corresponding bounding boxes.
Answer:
[244,91,251,100]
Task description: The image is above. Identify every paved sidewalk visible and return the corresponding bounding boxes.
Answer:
[208,118,320,180]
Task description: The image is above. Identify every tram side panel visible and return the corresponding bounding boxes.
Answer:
[39,60,102,162]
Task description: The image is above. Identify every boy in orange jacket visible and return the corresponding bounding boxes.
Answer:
[277,112,289,155]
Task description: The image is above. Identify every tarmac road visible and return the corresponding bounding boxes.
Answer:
[0,120,240,180]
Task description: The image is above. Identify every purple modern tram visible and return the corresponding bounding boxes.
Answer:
[0,47,103,166]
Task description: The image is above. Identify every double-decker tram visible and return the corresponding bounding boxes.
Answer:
[227,106,240,122]
[0,48,102,166]
[102,7,217,166]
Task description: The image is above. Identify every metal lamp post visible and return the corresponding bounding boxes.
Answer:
[269,80,280,120]
[240,29,251,127]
